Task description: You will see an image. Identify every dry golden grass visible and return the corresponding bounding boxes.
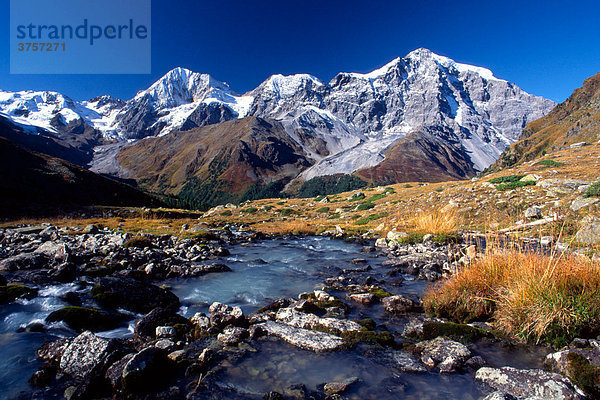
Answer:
[424,247,600,345]
[408,209,461,235]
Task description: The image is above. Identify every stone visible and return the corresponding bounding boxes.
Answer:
[524,206,543,220]
[46,306,125,332]
[155,326,176,338]
[105,353,134,389]
[324,377,358,395]
[571,197,598,212]
[540,236,555,247]
[190,312,210,331]
[475,366,585,400]
[544,348,600,375]
[375,238,388,248]
[134,307,191,339]
[34,241,70,262]
[122,347,171,393]
[382,295,420,314]
[314,290,332,301]
[59,331,114,378]
[38,337,71,364]
[520,174,540,183]
[575,216,600,245]
[0,253,46,271]
[217,327,248,345]
[209,302,245,329]
[275,307,361,334]
[154,339,175,352]
[414,337,471,373]
[258,321,345,352]
[392,351,427,373]
[387,230,408,242]
[92,277,179,314]
[481,392,517,400]
[83,224,99,234]
[349,293,376,305]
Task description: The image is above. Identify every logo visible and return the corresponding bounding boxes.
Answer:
[10,0,151,74]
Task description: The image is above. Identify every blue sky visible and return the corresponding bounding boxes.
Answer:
[1,0,598,102]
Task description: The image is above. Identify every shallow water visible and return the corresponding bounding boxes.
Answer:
[0,236,549,399]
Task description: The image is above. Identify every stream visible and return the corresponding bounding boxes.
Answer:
[0,236,549,399]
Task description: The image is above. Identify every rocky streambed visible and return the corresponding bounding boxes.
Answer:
[0,225,592,399]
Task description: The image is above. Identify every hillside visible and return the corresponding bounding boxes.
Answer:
[0,136,160,218]
[116,117,312,209]
[490,72,600,170]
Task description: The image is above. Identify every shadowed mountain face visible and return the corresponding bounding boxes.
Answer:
[116,117,312,208]
[355,130,476,184]
[0,115,104,167]
[490,72,600,170]
[0,136,159,218]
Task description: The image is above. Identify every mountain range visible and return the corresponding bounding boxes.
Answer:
[0,48,557,209]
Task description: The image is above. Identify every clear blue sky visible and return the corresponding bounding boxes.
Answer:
[1,0,598,103]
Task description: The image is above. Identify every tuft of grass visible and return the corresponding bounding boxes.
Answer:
[365,193,386,202]
[410,210,459,235]
[220,210,233,216]
[536,159,565,168]
[123,236,154,248]
[316,207,330,214]
[279,208,297,217]
[583,182,600,198]
[243,207,258,214]
[423,249,600,345]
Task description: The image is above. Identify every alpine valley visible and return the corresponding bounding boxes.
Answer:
[0,48,555,209]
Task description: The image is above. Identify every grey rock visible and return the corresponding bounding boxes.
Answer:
[209,302,245,329]
[414,337,472,373]
[382,295,420,314]
[0,252,46,271]
[544,348,600,375]
[258,321,345,352]
[571,197,598,212]
[155,326,176,338]
[122,347,171,392]
[475,366,585,400]
[217,327,248,345]
[59,331,114,378]
[275,307,361,334]
[391,351,427,373]
[481,392,517,400]
[324,377,358,395]
[575,216,600,245]
[524,206,543,220]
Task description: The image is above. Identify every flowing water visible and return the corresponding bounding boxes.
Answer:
[0,237,549,399]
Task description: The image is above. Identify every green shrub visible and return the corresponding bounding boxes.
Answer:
[316,207,330,213]
[365,193,386,202]
[243,207,258,214]
[280,208,296,216]
[220,210,233,216]
[488,174,526,184]
[496,181,536,191]
[536,159,565,168]
[349,193,366,202]
[356,202,375,211]
[355,213,388,225]
[584,182,600,198]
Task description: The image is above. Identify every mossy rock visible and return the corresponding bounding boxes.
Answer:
[355,318,376,331]
[368,287,393,300]
[0,285,38,304]
[341,328,395,347]
[92,277,179,314]
[565,352,600,398]
[421,321,490,343]
[46,306,126,332]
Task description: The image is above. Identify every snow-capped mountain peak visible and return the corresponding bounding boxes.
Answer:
[255,74,324,98]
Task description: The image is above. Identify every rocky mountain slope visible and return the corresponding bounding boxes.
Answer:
[0,136,159,217]
[116,117,311,208]
[0,49,555,185]
[490,72,600,171]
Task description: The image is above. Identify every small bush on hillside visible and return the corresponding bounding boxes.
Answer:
[496,181,536,191]
[584,182,600,198]
[356,202,375,211]
[536,159,565,168]
[488,175,525,184]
